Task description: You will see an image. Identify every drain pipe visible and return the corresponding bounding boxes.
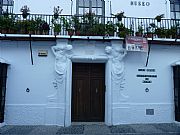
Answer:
[29,34,34,65]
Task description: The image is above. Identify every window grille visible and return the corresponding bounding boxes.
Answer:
[0,0,14,15]
[76,0,105,16]
[170,0,180,19]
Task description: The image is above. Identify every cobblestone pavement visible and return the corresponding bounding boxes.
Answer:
[0,123,180,135]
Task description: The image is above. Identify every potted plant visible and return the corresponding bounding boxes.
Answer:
[106,21,116,36]
[67,28,74,36]
[90,23,105,36]
[155,14,164,22]
[53,6,63,19]
[72,16,81,35]
[165,26,177,39]
[20,5,30,19]
[145,23,156,38]
[53,23,61,35]
[155,27,166,38]
[41,21,50,35]
[34,18,44,35]
[116,22,129,38]
[0,15,15,34]
[135,25,143,37]
[112,11,125,21]
[26,19,38,34]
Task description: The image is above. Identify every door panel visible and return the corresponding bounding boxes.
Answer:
[173,66,180,122]
[0,64,8,123]
[90,79,105,121]
[72,63,105,122]
[72,78,90,121]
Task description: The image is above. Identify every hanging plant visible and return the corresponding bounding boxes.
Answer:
[112,11,125,21]
[53,6,63,19]
[20,5,30,19]
[155,14,164,22]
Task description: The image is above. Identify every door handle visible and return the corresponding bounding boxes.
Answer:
[96,88,98,93]
[78,88,81,92]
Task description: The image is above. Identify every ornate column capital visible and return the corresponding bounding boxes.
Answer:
[105,46,127,60]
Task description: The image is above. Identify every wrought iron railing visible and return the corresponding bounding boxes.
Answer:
[0,13,180,39]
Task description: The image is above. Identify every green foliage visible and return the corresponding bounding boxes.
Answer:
[0,15,16,33]
[54,23,61,33]
[106,21,116,36]
[116,22,131,38]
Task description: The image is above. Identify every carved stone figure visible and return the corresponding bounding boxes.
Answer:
[105,46,128,101]
[111,47,127,81]
[52,45,73,84]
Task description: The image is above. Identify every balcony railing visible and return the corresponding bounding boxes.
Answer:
[0,13,180,39]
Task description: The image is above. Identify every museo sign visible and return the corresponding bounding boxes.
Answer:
[130,1,151,6]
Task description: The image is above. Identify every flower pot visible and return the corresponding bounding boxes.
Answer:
[54,14,59,19]
[8,29,15,34]
[42,30,49,35]
[75,31,80,36]
[22,13,29,19]
[29,31,35,35]
[68,29,74,36]
[157,18,161,22]
[135,32,143,37]
[54,31,59,35]
[35,30,42,35]
[146,33,153,38]
[117,16,122,21]
[1,29,8,34]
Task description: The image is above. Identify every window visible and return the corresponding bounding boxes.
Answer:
[170,1,180,19]
[76,0,105,16]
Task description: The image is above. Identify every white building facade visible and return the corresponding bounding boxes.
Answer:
[0,0,180,127]
[13,0,170,18]
[0,35,178,126]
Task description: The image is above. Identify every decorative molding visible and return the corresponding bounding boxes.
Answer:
[0,57,10,64]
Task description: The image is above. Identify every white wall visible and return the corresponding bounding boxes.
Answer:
[112,44,177,124]
[13,0,170,18]
[0,40,57,125]
[0,38,178,125]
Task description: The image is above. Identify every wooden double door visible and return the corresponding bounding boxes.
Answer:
[72,63,105,122]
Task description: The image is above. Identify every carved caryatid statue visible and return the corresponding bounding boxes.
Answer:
[52,45,73,84]
[105,46,128,101]
[111,47,127,81]
[105,46,127,80]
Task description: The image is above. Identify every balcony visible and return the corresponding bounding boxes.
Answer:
[0,13,180,40]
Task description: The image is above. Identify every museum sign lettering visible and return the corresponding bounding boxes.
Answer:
[130,1,150,6]
[137,68,157,84]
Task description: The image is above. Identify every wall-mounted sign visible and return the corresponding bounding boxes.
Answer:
[130,1,150,6]
[136,68,157,84]
[38,50,48,57]
[125,36,148,52]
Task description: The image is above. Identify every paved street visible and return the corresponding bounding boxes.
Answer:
[0,123,180,135]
